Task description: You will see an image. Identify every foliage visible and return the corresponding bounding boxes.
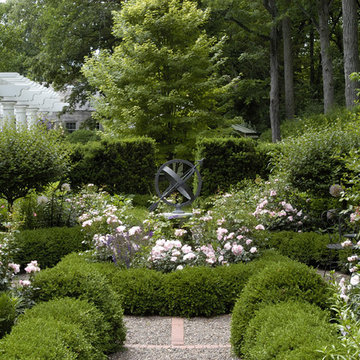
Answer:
[19,298,111,357]
[195,137,262,196]
[82,0,227,159]
[12,226,87,269]
[0,318,95,360]
[230,260,331,356]
[0,293,16,339]
[68,137,156,194]
[275,122,360,197]
[0,124,68,208]
[242,301,339,360]
[31,259,126,352]
[14,182,77,229]
[266,231,339,268]
[65,129,101,144]
[4,0,122,106]
[39,250,288,317]
[318,277,360,359]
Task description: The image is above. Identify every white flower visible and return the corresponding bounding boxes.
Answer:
[250,247,257,254]
[174,229,187,237]
[129,226,141,236]
[176,265,184,270]
[350,275,360,286]
[61,183,71,192]
[37,195,48,205]
[183,252,196,261]
[255,224,265,230]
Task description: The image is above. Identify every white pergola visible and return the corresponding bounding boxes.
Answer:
[0,72,69,128]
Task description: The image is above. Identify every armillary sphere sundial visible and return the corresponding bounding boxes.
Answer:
[149,158,203,215]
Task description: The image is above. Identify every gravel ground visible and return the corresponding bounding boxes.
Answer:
[109,315,238,360]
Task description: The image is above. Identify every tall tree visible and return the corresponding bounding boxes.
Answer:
[342,0,359,107]
[317,0,335,113]
[5,0,122,106]
[264,0,281,142]
[83,0,227,159]
[282,11,295,119]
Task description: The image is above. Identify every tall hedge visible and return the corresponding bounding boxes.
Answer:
[195,137,264,196]
[68,137,156,194]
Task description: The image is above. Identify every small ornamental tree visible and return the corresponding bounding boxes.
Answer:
[0,124,68,210]
[83,0,227,159]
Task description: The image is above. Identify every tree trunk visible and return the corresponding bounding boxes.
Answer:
[318,0,335,113]
[309,25,315,89]
[282,15,295,119]
[264,0,281,142]
[342,0,360,108]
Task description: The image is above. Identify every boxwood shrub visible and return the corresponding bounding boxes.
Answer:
[50,250,291,317]
[68,137,156,194]
[230,260,331,356]
[18,298,110,357]
[242,301,339,360]
[195,137,263,196]
[13,226,87,269]
[31,259,126,353]
[0,293,16,339]
[0,318,95,360]
[266,231,338,268]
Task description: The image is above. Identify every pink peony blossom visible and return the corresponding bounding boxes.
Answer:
[250,247,257,253]
[8,263,20,274]
[19,279,31,287]
[25,260,40,273]
[255,224,265,230]
[174,229,187,237]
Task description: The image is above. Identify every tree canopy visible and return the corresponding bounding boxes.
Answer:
[82,0,228,158]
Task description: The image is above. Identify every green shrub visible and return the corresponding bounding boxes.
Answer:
[242,301,339,360]
[110,268,165,315]
[0,293,16,338]
[66,129,101,144]
[195,137,263,196]
[276,126,360,197]
[13,226,87,269]
[230,260,331,356]
[266,231,338,268]
[255,141,283,179]
[0,318,95,360]
[31,258,126,352]
[68,137,156,194]
[19,298,110,357]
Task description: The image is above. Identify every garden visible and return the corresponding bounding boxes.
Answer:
[0,106,360,359]
[2,0,360,359]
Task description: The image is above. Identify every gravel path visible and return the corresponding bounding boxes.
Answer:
[109,315,239,360]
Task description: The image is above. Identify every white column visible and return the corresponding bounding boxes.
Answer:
[14,104,28,129]
[26,107,39,128]
[1,101,16,125]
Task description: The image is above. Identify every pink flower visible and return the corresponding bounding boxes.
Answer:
[246,239,253,245]
[174,229,187,237]
[224,242,231,250]
[250,247,257,253]
[348,255,359,262]
[19,279,31,287]
[255,224,265,231]
[8,263,20,274]
[270,190,277,197]
[350,275,360,286]
[288,216,293,222]
[341,240,353,248]
[217,218,226,226]
[129,226,141,236]
[216,227,228,240]
[25,260,40,273]
[236,235,244,240]
[232,244,244,255]
[33,212,37,217]
[183,252,196,261]
[181,245,192,254]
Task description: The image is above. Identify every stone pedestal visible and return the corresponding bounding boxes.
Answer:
[1,101,16,123]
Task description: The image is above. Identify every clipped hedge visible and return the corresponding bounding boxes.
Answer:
[0,293,16,339]
[242,301,339,360]
[44,250,290,317]
[195,137,263,196]
[230,260,331,356]
[266,231,338,268]
[16,298,110,358]
[0,318,95,360]
[13,226,87,269]
[68,137,156,194]
[31,258,126,353]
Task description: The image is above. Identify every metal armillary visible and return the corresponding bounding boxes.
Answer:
[149,159,203,212]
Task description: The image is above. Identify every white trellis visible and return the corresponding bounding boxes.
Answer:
[0,72,69,128]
